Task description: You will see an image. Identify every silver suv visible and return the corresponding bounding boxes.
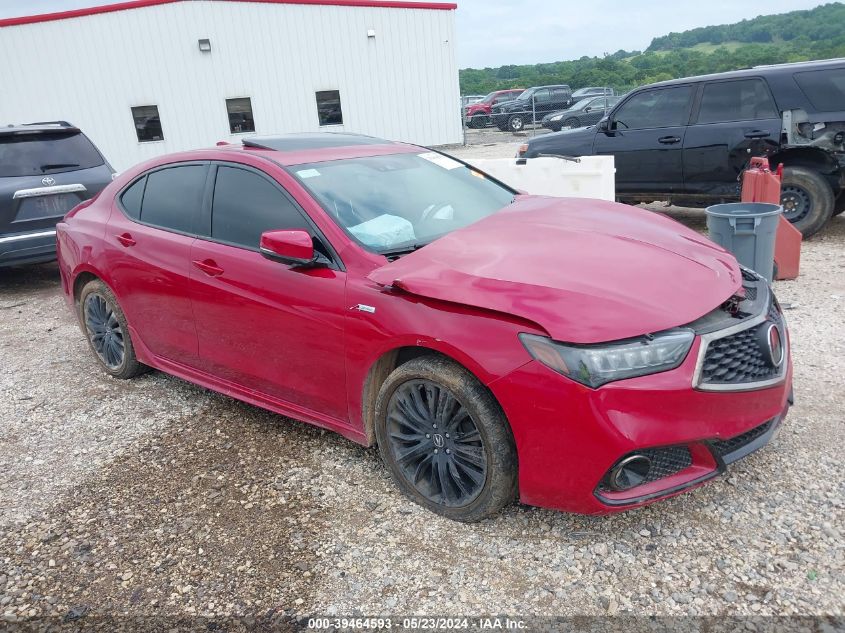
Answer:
[0,121,113,267]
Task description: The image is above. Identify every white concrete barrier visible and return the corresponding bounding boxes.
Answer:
[466,155,616,201]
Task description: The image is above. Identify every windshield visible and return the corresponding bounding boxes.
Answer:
[515,88,534,101]
[292,152,516,254]
[571,98,595,110]
[0,131,104,177]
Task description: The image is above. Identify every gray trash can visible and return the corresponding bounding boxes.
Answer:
[705,202,782,282]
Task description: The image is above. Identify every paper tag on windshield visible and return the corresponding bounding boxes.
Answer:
[297,168,321,179]
[418,152,462,170]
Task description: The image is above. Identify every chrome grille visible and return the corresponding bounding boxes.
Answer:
[694,287,787,391]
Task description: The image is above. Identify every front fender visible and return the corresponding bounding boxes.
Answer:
[344,281,543,439]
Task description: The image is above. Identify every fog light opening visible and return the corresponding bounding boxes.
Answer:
[608,455,652,491]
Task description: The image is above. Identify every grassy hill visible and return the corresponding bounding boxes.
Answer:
[459,3,845,95]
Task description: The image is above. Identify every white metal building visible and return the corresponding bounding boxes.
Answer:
[0,0,461,171]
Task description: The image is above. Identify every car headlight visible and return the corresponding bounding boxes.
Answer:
[550,114,563,121]
[519,330,695,388]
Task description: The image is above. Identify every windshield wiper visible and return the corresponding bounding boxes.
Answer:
[379,242,429,259]
[40,163,80,171]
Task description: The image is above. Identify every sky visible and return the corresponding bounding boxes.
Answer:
[0,0,829,68]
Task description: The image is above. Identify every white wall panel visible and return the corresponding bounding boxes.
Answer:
[0,0,462,171]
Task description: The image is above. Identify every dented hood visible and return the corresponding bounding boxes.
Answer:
[367,196,741,343]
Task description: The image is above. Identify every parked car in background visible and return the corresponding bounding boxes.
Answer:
[58,133,791,521]
[0,121,113,267]
[492,85,572,132]
[465,89,524,128]
[570,86,616,100]
[542,96,623,132]
[460,95,486,108]
[520,59,845,237]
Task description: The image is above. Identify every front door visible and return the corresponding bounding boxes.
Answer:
[593,85,695,194]
[189,163,348,421]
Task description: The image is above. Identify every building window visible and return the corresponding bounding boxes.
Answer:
[316,90,343,126]
[131,105,163,142]
[226,97,255,134]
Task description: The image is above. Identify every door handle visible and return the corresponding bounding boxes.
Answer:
[192,259,224,277]
[115,233,136,247]
[744,130,772,139]
[658,135,681,144]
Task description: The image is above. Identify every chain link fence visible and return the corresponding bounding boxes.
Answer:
[458,88,621,147]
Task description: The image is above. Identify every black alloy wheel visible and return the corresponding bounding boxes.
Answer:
[84,292,125,370]
[374,356,517,522]
[385,379,487,507]
[78,279,146,379]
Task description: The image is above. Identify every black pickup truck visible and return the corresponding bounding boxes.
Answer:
[520,59,845,237]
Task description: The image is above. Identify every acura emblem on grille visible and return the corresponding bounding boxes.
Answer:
[41,177,56,186]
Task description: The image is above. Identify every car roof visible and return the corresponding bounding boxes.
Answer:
[152,133,423,168]
[645,57,845,89]
[0,121,81,136]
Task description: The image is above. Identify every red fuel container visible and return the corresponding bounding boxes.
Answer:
[741,157,801,280]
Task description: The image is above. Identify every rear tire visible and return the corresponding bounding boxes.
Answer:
[374,356,517,522]
[780,166,834,238]
[78,279,146,379]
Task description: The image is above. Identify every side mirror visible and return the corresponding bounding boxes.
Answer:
[598,118,610,132]
[584,107,592,113]
[260,229,321,266]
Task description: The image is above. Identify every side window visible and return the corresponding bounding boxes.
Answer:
[697,79,778,124]
[613,86,694,130]
[794,68,845,111]
[140,165,206,233]
[211,166,309,250]
[120,176,146,220]
[532,89,551,103]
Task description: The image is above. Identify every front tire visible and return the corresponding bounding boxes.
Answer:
[374,356,517,522]
[780,166,834,238]
[508,115,525,132]
[563,117,580,129]
[78,279,146,379]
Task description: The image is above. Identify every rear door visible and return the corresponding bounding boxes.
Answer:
[0,130,110,239]
[593,85,695,194]
[105,163,207,365]
[682,78,781,196]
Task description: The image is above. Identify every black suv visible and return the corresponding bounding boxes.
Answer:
[1,122,113,266]
[521,59,845,237]
[492,85,572,132]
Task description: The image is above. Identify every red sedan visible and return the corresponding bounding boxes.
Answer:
[56,133,792,521]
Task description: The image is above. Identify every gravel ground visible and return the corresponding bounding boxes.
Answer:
[1,160,844,626]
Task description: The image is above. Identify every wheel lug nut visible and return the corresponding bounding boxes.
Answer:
[432,424,437,429]
[434,449,439,454]
[426,434,431,439]
[445,433,450,438]
[445,448,451,454]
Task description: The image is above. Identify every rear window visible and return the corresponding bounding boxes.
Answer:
[0,131,104,177]
[794,68,845,112]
